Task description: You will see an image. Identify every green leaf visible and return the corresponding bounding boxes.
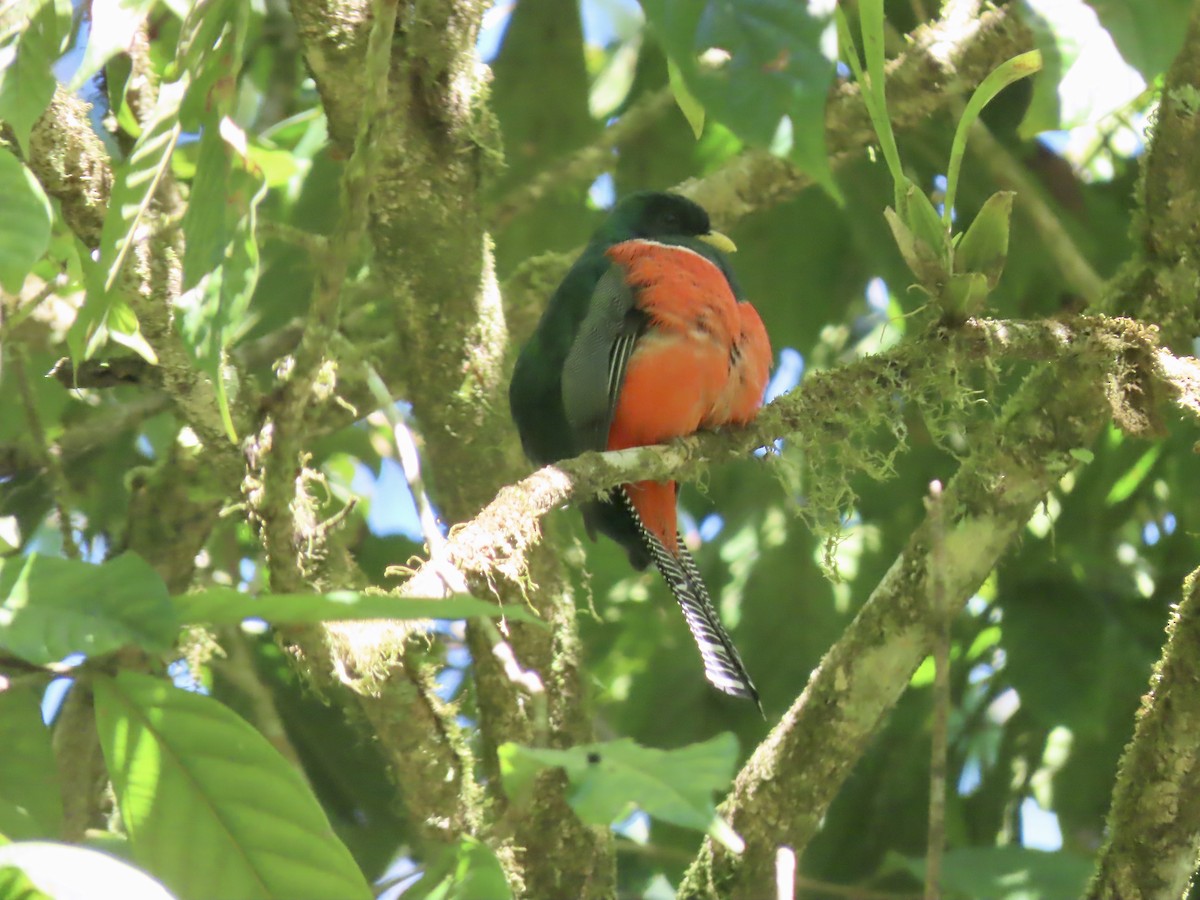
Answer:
[954,190,1014,289]
[173,586,543,627]
[176,133,264,441]
[172,5,254,442]
[405,838,511,900]
[642,0,839,198]
[890,846,1092,899]
[0,149,52,293]
[0,0,68,153]
[899,178,950,273]
[885,181,950,288]
[0,688,61,841]
[1084,0,1193,81]
[944,50,1042,226]
[667,57,704,139]
[855,0,904,203]
[1104,443,1162,506]
[94,672,373,900]
[68,0,159,91]
[72,77,186,366]
[498,733,742,851]
[0,553,177,665]
[1018,0,1146,138]
[0,841,176,900]
[0,858,54,900]
[98,79,186,296]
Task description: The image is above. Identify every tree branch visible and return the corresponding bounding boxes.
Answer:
[1086,566,1200,900]
[1085,7,1200,896]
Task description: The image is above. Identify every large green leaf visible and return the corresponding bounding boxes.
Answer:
[0,688,61,840]
[640,0,837,196]
[0,150,51,293]
[0,553,177,665]
[499,732,742,850]
[93,672,373,900]
[0,841,176,900]
[173,586,542,627]
[0,0,69,153]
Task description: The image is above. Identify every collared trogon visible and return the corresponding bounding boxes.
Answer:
[509,191,771,710]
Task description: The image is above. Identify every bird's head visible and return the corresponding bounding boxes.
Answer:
[595,191,737,255]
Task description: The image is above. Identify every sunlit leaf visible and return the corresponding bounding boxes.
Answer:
[94,672,373,900]
[173,586,543,627]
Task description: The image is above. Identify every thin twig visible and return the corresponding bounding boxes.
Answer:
[211,628,308,774]
[258,219,331,260]
[11,345,81,559]
[923,480,949,900]
[476,616,548,745]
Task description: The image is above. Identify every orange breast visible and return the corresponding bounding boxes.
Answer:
[603,239,747,552]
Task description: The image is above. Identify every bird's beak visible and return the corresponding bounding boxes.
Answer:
[700,230,737,254]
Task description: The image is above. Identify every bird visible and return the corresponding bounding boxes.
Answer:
[509,191,772,710]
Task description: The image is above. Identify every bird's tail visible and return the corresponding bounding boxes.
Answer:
[620,489,761,713]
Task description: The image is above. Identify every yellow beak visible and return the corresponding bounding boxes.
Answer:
[699,230,737,254]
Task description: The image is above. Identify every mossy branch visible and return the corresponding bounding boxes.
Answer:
[396,315,1199,608]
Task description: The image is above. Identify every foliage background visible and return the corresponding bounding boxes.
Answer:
[2,0,1200,898]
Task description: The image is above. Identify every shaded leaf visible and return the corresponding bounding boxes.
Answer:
[890,846,1092,899]
[0,688,61,840]
[94,672,372,900]
[499,733,742,850]
[403,838,511,900]
[0,553,176,665]
[642,0,838,196]
[173,586,543,627]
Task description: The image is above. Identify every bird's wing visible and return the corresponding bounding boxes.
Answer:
[561,265,646,453]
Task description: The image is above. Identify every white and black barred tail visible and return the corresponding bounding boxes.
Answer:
[620,490,762,713]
